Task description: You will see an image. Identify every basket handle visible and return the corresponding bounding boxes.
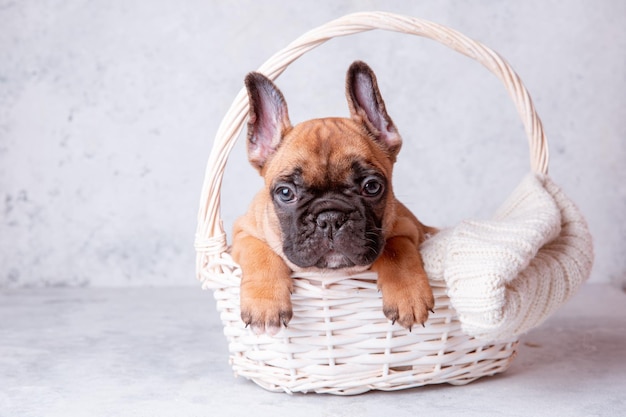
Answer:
[194,11,549,257]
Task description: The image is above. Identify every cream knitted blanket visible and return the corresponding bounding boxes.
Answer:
[421,173,593,340]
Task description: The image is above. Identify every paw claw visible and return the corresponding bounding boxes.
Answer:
[281,312,292,328]
[240,305,292,336]
[240,278,293,336]
[381,281,434,331]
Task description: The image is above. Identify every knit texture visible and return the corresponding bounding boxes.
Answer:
[421,174,593,340]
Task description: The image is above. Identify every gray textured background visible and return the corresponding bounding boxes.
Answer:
[1,0,623,288]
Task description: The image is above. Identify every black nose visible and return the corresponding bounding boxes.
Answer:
[316,210,346,236]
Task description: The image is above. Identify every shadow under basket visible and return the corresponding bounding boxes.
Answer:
[194,12,593,395]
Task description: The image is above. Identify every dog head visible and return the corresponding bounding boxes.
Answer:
[244,61,403,271]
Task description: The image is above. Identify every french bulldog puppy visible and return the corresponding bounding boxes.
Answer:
[232,61,435,335]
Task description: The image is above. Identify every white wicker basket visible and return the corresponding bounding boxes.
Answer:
[194,12,593,395]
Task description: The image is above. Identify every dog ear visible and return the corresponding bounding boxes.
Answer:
[346,61,402,159]
[244,72,292,172]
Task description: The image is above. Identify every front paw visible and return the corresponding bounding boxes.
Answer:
[240,280,293,336]
[380,275,434,331]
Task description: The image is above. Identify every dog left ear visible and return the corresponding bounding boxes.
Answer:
[346,61,402,159]
[245,72,292,172]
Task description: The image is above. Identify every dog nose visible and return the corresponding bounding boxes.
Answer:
[316,210,346,235]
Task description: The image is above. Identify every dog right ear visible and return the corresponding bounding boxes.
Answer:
[346,61,402,161]
[244,72,292,172]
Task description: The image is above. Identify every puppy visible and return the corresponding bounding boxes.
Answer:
[232,61,434,335]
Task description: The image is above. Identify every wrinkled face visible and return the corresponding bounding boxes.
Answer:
[264,118,394,269]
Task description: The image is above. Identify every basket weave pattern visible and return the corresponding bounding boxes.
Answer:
[201,261,518,394]
[194,12,592,395]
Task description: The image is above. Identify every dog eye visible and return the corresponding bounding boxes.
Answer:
[275,186,297,203]
[362,178,383,197]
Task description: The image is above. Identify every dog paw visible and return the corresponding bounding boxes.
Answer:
[381,277,434,331]
[240,282,293,336]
